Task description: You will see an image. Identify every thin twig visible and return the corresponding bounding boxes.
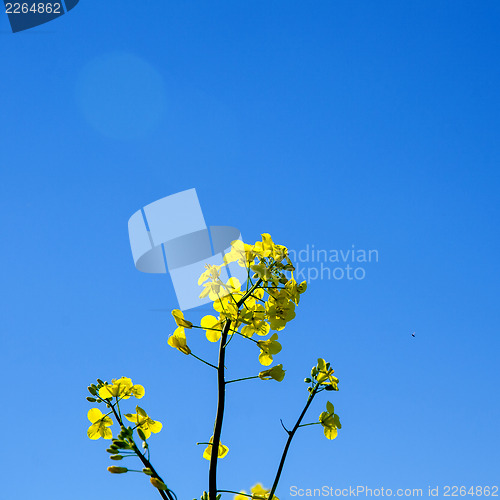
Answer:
[268,383,320,500]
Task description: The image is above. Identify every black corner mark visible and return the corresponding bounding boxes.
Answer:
[4,0,80,33]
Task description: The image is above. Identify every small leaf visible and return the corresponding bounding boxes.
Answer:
[326,401,335,415]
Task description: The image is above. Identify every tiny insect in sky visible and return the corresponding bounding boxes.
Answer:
[411,332,415,337]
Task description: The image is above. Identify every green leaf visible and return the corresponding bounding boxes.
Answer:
[326,401,335,414]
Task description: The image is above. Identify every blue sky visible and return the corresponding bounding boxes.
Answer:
[1,1,499,499]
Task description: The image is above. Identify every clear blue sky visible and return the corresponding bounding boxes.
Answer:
[1,2,499,499]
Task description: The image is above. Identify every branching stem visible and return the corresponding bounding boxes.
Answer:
[268,383,321,500]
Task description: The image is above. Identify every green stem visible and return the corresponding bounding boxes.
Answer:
[189,352,218,370]
[209,279,263,500]
[226,376,260,384]
[267,383,321,500]
[218,490,253,498]
[108,405,174,500]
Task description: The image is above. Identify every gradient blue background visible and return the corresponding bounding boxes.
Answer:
[1,1,499,499]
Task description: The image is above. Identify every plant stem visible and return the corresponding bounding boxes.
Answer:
[267,383,320,500]
[109,405,174,500]
[190,352,218,369]
[208,279,263,500]
[226,375,260,384]
[208,317,231,500]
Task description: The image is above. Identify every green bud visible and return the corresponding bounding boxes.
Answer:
[107,466,128,474]
[88,386,97,396]
[142,468,153,476]
[150,477,168,490]
[307,387,312,392]
[311,367,318,377]
[97,379,104,386]
[114,440,129,448]
[304,378,311,383]
[86,397,97,403]
[109,444,120,451]
[137,428,147,441]
[110,455,123,460]
[106,448,115,454]
[325,385,335,391]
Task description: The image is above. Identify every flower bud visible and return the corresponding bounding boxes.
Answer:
[137,428,147,441]
[150,477,168,490]
[304,378,311,383]
[97,379,104,386]
[86,397,97,403]
[142,468,153,476]
[88,386,97,396]
[107,466,128,474]
[110,455,123,460]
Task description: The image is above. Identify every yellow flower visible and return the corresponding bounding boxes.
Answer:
[167,327,191,355]
[256,333,282,366]
[241,304,269,338]
[284,278,307,305]
[198,263,223,285]
[224,239,256,268]
[200,315,224,342]
[259,364,286,382]
[265,296,296,331]
[319,402,341,440]
[198,265,242,301]
[316,358,339,390]
[202,435,229,460]
[253,234,275,259]
[254,233,288,263]
[98,377,145,400]
[213,295,240,323]
[125,406,162,439]
[171,309,193,328]
[251,483,278,500]
[87,408,113,440]
[250,263,275,283]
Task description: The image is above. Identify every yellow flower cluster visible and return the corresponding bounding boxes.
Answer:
[86,377,161,441]
[167,234,307,372]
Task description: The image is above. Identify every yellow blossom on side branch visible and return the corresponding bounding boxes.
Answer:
[259,364,286,382]
[172,309,193,328]
[319,401,342,440]
[125,406,162,439]
[167,326,191,355]
[87,408,113,440]
[202,436,229,460]
[256,333,282,366]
